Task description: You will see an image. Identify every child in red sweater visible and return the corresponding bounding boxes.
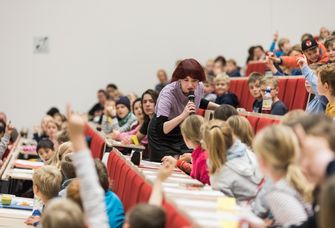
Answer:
[162,115,210,185]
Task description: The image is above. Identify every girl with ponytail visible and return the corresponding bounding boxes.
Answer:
[202,120,262,202]
[253,124,313,227]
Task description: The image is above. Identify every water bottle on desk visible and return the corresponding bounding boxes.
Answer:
[32,195,43,216]
[262,87,272,114]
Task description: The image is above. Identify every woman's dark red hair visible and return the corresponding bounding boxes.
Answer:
[171,58,206,82]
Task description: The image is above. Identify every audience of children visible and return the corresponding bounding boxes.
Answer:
[316,63,335,117]
[213,55,226,76]
[25,165,63,226]
[226,115,254,148]
[203,78,217,102]
[214,73,239,107]
[101,96,137,134]
[162,115,210,185]
[325,36,335,63]
[259,76,288,115]
[36,138,55,163]
[5,26,335,228]
[202,119,263,202]
[225,59,241,77]
[269,32,292,57]
[213,104,238,121]
[247,72,264,113]
[253,125,313,226]
[297,57,328,113]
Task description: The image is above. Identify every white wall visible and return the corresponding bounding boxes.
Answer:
[0,0,334,129]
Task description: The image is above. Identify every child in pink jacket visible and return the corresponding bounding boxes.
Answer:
[162,115,210,185]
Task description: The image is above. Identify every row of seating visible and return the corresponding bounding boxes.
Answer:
[84,124,105,159]
[83,125,192,227]
[198,110,281,134]
[229,76,309,111]
[106,151,192,228]
[239,112,281,133]
[245,62,268,76]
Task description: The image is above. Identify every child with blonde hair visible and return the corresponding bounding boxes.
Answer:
[46,119,61,149]
[316,63,335,117]
[33,115,53,142]
[253,125,313,226]
[203,78,217,102]
[259,76,288,115]
[47,141,73,168]
[25,165,63,226]
[162,115,210,185]
[214,73,239,107]
[226,115,254,148]
[41,198,85,228]
[202,120,262,202]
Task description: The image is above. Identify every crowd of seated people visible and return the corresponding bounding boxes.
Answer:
[1,26,335,228]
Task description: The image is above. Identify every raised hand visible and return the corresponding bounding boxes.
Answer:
[297,55,308,69]
[5,121,14,135]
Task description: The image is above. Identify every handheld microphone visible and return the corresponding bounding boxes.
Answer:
[188,91,195,103]
[188,91,195,115]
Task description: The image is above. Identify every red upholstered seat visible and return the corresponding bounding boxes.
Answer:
[115,165,131,201]
[245,62,267,76]
[291,77,308,110]
[229,80,239,93]
[122,169,138,211]
[256,118,278,133]
[237,80,249,109]
[138,182,152,203]
[246,115,259,134]
[163,202,192,228]
[126,175,145,209]
[90,133,105,159]
[277,78,287,101]
[282,78,298,109]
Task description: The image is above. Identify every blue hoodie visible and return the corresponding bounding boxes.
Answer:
[104,191,125,228]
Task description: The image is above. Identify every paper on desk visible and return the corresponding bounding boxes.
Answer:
[164,187,223,196]
[220,220,238,228]
[217,197,236,211]
[142,169,189,178]
[10,169,34,174]
[14,160,43,169]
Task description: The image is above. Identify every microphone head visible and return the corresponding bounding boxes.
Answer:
[188,91,195,102]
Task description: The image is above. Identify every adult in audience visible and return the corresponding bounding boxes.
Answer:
[213,55,226,76]
[0,112,18,142]
[88,89,107,121]
[106,84,121,100]
[319,27,331,43]
[155,69,169,94]
[148,59,219,162]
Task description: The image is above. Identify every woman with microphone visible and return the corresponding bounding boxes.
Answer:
[148,58,219,162]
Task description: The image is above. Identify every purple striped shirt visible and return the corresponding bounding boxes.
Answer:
[155,81,204,119]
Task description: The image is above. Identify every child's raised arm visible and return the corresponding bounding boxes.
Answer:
[67,105,109,228]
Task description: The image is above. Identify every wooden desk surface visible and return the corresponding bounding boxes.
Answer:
[120,155,262,228]
[1,137,22,181]
[0,197,33,228]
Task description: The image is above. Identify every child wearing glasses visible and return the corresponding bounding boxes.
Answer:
[259,76,288,115]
